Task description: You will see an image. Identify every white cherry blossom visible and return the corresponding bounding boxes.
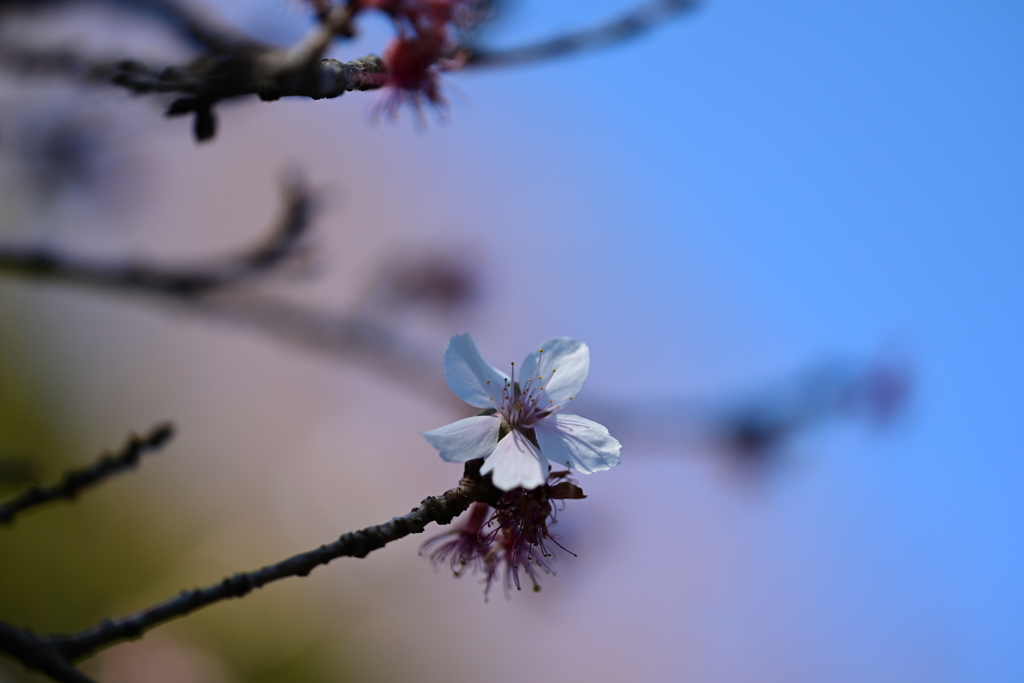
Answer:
[422,334,621,490]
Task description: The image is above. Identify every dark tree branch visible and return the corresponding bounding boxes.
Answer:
[113,53,383,104]
[0,462,499,680]
[112,52,382,140]
[0,622,96,683]
[1,0,373,140]
[0,0,373,142]
[0,423,174,526]
[107,1,367,140]
[463,0,699,68]
[0,177,316,296]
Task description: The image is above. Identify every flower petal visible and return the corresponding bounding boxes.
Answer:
[444,334,510,409]
[518,338,589,411]
[535,413,621,474]
[480,430,549,491]
[421,415,501,463]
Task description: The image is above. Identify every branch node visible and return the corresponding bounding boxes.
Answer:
[258,80,282,101]
[223,573,255,598]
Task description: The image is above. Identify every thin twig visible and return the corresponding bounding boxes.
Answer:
[463,0,699,68]
[0,462,498,679]
[0,424,174,526]
[281,1,358,69]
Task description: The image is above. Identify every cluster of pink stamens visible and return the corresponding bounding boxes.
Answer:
[355,0,485,118]
[421,471,583,599]
[486,349,566,433]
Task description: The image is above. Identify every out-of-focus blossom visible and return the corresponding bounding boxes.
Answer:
[358,0,485,118]
[842,356,913,428]
[421,334,621,490]
[420,501,494,577]
[362,251,477,319]
[372,32,449,118]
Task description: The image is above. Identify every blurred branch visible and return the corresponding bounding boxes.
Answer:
[0,175,459,405]
[0,461,500,682]
[0,455,41,489]
[587,354,912,472]
[0,177,316,296]
[709,355,912,460]
[462,0,699,68]
[0,0,269,55]
[0,46,121,84]
[0,423,174,526]
[181,294,452,403]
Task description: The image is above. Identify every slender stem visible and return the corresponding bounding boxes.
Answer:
[52,461,494,662]
[464,0,699,68]
[282,2,358,69]
[0,462,495,681]
[0,424,174,526]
